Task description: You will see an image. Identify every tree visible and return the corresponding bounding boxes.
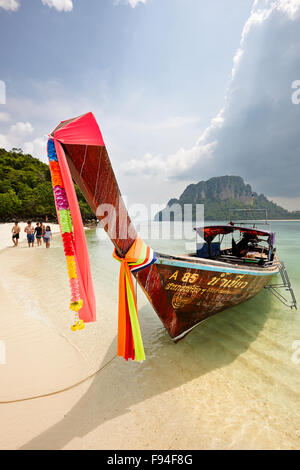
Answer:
[0,148,95,222]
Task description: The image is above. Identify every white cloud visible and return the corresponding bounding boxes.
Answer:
[0,0,19,11]
[0,121,37,153]
[9,121,34,137]
[122,141,215,179]
[271,196,300,211]
[0,0,73,12]
[122,110,220,179]
[0,124,47,160]
[23,136,48,161]
[123,0,300,199]
[0,134,10,148]
[117,115,200,134]
[127,0,146,7]
[115,0,147,8]
[41,0,73,12]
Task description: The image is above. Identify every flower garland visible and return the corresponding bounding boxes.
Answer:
[47,138,84,331]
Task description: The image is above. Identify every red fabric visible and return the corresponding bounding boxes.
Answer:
[49,113,109,323]
[124,289,135,361]
[54,139,96,323]
[202,225,271,241]
[239,228,267,236]
[204,226,233,240]
[53,112,105,146]
[50,113,104,323]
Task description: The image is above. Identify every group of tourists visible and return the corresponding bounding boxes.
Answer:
[11,221,52,248]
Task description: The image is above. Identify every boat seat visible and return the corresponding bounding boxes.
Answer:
[197,242,220,258]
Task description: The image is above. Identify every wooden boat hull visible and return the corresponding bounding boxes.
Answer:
[135,258,278,340]
[54,113,280,340]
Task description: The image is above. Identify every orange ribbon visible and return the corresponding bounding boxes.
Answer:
[113,238,146,361]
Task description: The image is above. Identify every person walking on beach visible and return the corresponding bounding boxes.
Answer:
[11,222,20,247]
[34,222,43,246]
[24,221,35,247]
[41,222,46,236]
[43,225,52,248]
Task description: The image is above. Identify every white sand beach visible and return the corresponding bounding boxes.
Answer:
[0,224,299,450]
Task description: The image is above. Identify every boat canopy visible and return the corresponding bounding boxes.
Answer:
[194,225,275,247]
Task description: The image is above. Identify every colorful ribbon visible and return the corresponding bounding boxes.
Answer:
[113,237,157,361]
[47,138,85,331]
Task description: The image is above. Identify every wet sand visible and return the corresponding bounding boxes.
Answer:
[0,226,299,450]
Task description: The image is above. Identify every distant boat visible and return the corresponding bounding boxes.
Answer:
[50,113,297,341]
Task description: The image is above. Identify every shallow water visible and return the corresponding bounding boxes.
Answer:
[78,221,300,448]
[1,221,300,449]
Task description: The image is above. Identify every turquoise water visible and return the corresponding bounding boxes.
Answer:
[5,220,299,449]
[82,220,300,448]
[86,220,300,368]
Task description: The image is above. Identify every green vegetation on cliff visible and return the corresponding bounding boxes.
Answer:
[0,148,95,222]
[155,176,300,221]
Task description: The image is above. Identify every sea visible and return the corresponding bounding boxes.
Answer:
[2,220,300,449]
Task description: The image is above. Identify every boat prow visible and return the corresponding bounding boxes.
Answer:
[50,112,297,340]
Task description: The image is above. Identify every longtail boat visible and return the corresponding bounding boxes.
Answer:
[49,112,297,344]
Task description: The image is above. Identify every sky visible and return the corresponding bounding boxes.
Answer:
[0,0,299,211]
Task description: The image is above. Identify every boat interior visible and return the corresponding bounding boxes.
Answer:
[157,223,278,271]
[196,225,275,267]
[155,222,297,308]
